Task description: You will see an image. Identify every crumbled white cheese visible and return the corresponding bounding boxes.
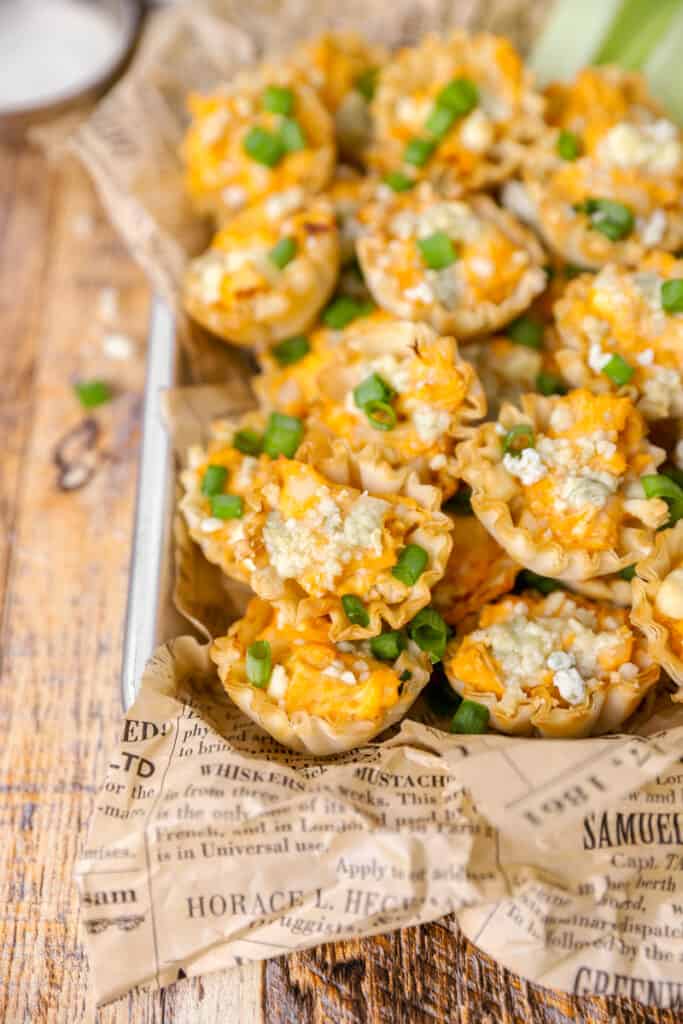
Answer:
[427,268,461,309]
[619,662,639,680]
[503,448,546,485]
[459,109,493,152]
[102,331,134,361]
[547,650,574,671]
[641,209,667,248]
[265,187,305,220]
[405,281,435,304]
[588,341,612,374]
[201,517,224,533]
[469,256,494,278]
[411,404,451,444]
[637,348,654,366]
[640,364,681,417]
[221,185,247,209]
[600,120,681,175]
[199,261,224,303]
[417,202,480,242]
[429,453,447,470]
[363,354,412,394]
[500,180,538,227]
[267,664,289,702]
[559,474,618,510]
[553,667,586,705]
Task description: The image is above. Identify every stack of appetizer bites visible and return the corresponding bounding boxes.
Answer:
[179,31,683,753]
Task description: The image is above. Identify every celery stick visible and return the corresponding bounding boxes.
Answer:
[529,0,623,84]
[595,0,683,70]
[643,6,683,122]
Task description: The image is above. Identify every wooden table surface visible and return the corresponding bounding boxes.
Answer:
[1,139,680,1024]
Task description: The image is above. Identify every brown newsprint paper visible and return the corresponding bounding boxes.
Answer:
[71,0,683,1010]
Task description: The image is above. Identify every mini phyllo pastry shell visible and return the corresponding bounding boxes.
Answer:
[181,66,335,221]
[308,319,485,493]
[456,389,668,583]
[631,522,683,692]
[444,591,659,737]
[211,598,431,755]
[356,187,546,338]
[516,68,683,268]
[183,197,339,349]
[367,31,544,193]
[552,255,683,421]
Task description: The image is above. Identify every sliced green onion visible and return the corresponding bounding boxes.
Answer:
[263,412,304,459]
[370,630,406,662]
[279,117,306,153]
[557,129,582,160]
[392,544,429,586]
[602,353,634,386]
[365,400,397,431]
[409,608,449,662]
[444,486,472,517]
[502,424,535,456]
[576,198,634,241]
[619,564,637,581]
[642,473,683,524]
[262,85,294,116]
[436,77,479,116]
[417,231,457,270]
[404,137,435,167]
[425,104,456,140]
[341,594,370,627]
[74,379,112,409]
[661,278,683,313]
[450,699,489,734]
[201,464,228,497]
[246,640,272,687]
[663,465,683,489]
[243,126,285,166]
[516,570,564,595]
[383,171,415,193]
[353,373,394,410]
[323,296,374,329]
[536,372,567,396]
[210,494,243,519]
[507,315,543,349]
[269,236,297,269]
[233,429,263,456]
[272,335,310,366]
[354,67,379,101]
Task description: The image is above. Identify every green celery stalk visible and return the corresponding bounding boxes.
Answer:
[644,6,683,123]
[529,0,623,84]
[595,0,683,69]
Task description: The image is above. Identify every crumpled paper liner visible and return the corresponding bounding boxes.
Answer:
[71,0,683,1010]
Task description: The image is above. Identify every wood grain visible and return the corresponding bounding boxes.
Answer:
[0,139,678,1024]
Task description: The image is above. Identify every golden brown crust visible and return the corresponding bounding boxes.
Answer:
[631,522,683,694]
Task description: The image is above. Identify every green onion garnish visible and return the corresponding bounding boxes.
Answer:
[436,77,479,116]
[243,126,285,166]
[641,473,683,525]
[262,85,294,116]
[536,372,567,396]
[575,198,634,241]
[201,464,228,497]
[515,569,564,595]
[557,129,582,160]
[354,67,379,101]
[409,608,449,662]
[210,494,244,519]
[74,379,112,409]
[663,465,683,489]
[507,315,544,349]
[353,373,394,410]
[341,594,370,627]
[279,117,306,153]
[619,564,636,581]
[383,171,415,193]
[444,485,472,517]
[365,400,397,431]
[323,296,373,329]
[269,236,298,269]
[392,544,429,586]
[246,640,272,687]
[272,335,310,366]
[417,231,457,270]
[602,353,634,386]
[425,104,457,140]
[404,137,435,167]
[502,424,535,456]
[263,412,304,458]
[661,278,683,313]
[370,630,406,662]
[450,699,489,734]
[233,429,263,456]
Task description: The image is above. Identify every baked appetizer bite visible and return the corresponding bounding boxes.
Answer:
[444,590,659,737]
[308,319,485,493]
[456,389,669,583]
[356,186,546,337]
[552,255,683,421]
[632,522,683,691]
[432,495,519,626]
[183,197,339,348]
[366,31,544,193]
[514,67,683,267]
[182,68,335,220]
[254,306,391,419]
[211,597,432,754]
